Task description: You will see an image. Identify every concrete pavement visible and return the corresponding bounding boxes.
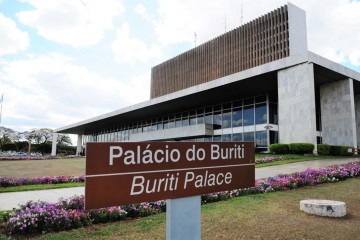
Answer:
[0,158,358,211]
[0,187,84,211]
[255,158,358,179]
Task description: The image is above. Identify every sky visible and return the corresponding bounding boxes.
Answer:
[0,0,360,144]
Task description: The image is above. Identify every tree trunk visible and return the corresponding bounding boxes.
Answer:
[28,142,31,155]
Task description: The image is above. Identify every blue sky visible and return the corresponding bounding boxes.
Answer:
[0,0,359,143]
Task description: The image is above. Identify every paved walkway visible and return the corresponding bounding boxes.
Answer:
[0,158,358,211]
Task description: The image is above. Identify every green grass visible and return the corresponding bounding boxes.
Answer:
[8,177,358,240]
[255,154,353,168]
[0,157,85,178]
[0,182,84,193]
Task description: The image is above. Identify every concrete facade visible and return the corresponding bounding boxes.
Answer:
[288,3,308,56]
[320,79,357,147]
[130,124,214,142]
[277,63,317,147]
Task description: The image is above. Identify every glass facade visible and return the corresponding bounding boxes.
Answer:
[83,94,279,150]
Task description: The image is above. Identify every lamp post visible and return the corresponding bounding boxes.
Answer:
[264,124,273,153]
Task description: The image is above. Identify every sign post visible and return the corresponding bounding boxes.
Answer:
[166,196,201,240]
[85,142,255,239]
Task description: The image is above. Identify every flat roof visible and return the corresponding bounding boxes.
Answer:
[55,52,360,134]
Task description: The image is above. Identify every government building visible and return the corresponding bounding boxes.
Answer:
[52,3,360,155]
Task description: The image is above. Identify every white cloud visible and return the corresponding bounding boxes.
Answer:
[153,0,286,47]
[153,0,360,66]
[111,22,162,64]
[0,13,29,56]
[0,53,150,131]
[299,0,360,66]
[134,4,147,18]
[16,0,124,48]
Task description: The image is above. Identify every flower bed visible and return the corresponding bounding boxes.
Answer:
[0,155,82,161]
[1,196,166,236]
[0,176,85,187]
[1,161,360,236]
[255,156,286,164]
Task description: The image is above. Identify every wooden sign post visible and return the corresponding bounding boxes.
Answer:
[85,142,255,239]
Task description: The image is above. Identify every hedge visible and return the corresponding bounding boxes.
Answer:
[288,143,314,154]
[329,145,353,156]
[269,144,289,154]
[317,144,331,155]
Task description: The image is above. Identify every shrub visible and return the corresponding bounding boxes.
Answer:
[329,145,353,156]
[339,146,353,156]
[329,145,341,156]
[269,144,289,154]
[288,143,314,154]
[317,144,331,155]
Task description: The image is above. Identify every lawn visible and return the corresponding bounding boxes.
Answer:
[18,177,360,240]
[0,155,350,178]
[255,154,351,168]
[0,155,356,193]
[0,158,85,178]
[0,182,84,193]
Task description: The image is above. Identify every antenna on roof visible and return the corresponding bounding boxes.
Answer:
[194,32,197,47]
[224,15,227,32]
[240,0,244,25]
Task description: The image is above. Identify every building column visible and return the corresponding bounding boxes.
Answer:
[51,133,58,156]
[277,63,317,151]
[355,95,360,150]
[76,134,83,156]
[320,79,357,149]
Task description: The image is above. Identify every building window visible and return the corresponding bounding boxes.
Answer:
[204,136,212,142]
[163,116,169,129]
[269,130,278,144]
[232,107,242,127]
[222,109,232,128]
[213,111,222,129]
[213,135,221,141]
[269,103,278,124]
[189,110,197,125]
[204,107,212,124]
[243,105,254,126]
[255,131,267,147]
[175,114,182,128]
[85,94,279,150]
[255,103,267,124]
[197,108,205,124]
[244,131,254,142]
[232,133,243,141]
[222,134,232,142]
[169,115,175,128]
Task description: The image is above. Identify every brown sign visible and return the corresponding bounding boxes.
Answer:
[85,142,255,210]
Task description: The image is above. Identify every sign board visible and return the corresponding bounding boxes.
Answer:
[85,142,255,210]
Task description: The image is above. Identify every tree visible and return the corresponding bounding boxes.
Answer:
[0,127,14,151]
[8,131,21,152]
[40,128,53,143]
[57,134,72,147]
[32,128,53,144]
[21,131,36,155]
